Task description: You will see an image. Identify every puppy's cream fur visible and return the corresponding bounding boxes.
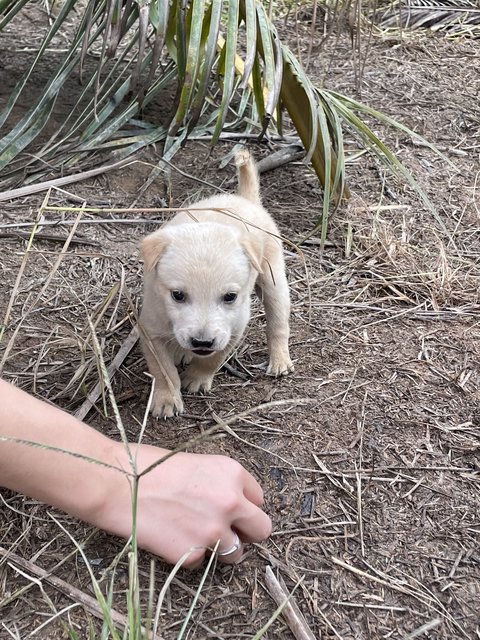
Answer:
[140,151,293,418]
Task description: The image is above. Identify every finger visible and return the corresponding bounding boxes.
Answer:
[240,468,265,506]
[217,543,244,564]
[185,550,208,570]
[163,545,206,571]
[216,532,244,565]
[232,500,272,543]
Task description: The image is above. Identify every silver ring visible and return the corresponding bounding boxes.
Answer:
[217,532,241,557]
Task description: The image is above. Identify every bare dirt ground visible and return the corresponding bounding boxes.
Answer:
[0,8,479,640]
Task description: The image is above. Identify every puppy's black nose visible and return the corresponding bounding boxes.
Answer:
[190,337,215,349]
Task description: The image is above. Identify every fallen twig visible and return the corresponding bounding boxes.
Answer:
[256,145,305,174]
[0,158,135,203]
[0,230,100,247]
[265,566,316,640]
[74,325,139,421]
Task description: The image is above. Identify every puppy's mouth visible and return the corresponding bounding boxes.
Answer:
[191,348,216,357]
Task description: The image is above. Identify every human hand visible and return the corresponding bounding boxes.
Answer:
[96,443,272,568]
[0,379,271,567]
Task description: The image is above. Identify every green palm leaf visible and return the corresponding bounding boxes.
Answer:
[186,0,223,134]
[211,0,240,143]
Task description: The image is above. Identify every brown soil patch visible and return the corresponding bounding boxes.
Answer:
[0,10,479,640]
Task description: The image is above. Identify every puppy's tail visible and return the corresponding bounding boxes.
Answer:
[235,150,261,205]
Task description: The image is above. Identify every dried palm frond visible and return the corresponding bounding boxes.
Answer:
[375,0,480,36]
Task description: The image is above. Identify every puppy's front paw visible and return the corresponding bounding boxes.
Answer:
[181,369,214,393]
[266,353,294,377]
[151,389,184,419]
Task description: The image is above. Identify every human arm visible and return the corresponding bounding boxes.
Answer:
[0,379,271,567]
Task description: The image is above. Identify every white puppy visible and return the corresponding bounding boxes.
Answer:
[140,151,293,418]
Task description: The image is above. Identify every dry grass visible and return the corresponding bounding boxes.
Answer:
[1,165,479,637]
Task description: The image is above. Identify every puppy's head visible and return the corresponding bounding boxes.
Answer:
[141,222,263,355]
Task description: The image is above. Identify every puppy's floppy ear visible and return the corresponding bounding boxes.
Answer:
[141,231,170,272]
[242,234,264,274]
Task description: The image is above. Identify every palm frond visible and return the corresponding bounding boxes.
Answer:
[0,0,452,239]
[375,0,480,36]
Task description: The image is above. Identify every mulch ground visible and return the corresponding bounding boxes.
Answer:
[0,7,479,640]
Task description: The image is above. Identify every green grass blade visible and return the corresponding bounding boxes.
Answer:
[130,4,150,90]
[118,0,134,40]
[300,90,348,243]
[143,0,171,90]
[235,84,254,121]
[268,30,283,130]
[175,0,187,85]
[101,567,118,640]
[329,89,455,167]
[79,0,97,83]
[93,1,118,101]
[255,2,276,120]
[177,551,218,639]
[164,0,179,62]
[282,46,319,163]
[79,79,135,144]
[186,0,223,133]
[152,549,204,638]
[50,515,122,640]
[106,0,123,57]
[149,0,168,32]
[319,90,346,200]
[106,121,168,160]
[170,0,207,133]
[251,54,265,122]
[316,99,332,249]
[211,0,240,143]
[239,0,257,89]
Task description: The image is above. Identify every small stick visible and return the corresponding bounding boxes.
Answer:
[351,204,410,212]
[74,325,139,421]
[0,158,135,203]
[256,145,305,174]
[265,566,316,640]
[0,230,100,247]
[356,388,368,557]
[222,361,250,380]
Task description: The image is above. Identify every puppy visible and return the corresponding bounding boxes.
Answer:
[140,150,293,418]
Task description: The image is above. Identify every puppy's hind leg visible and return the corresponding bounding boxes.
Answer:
[257,250,294,376]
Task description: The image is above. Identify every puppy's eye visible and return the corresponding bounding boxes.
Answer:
[223,292,237,304]
[171,290,186,303]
